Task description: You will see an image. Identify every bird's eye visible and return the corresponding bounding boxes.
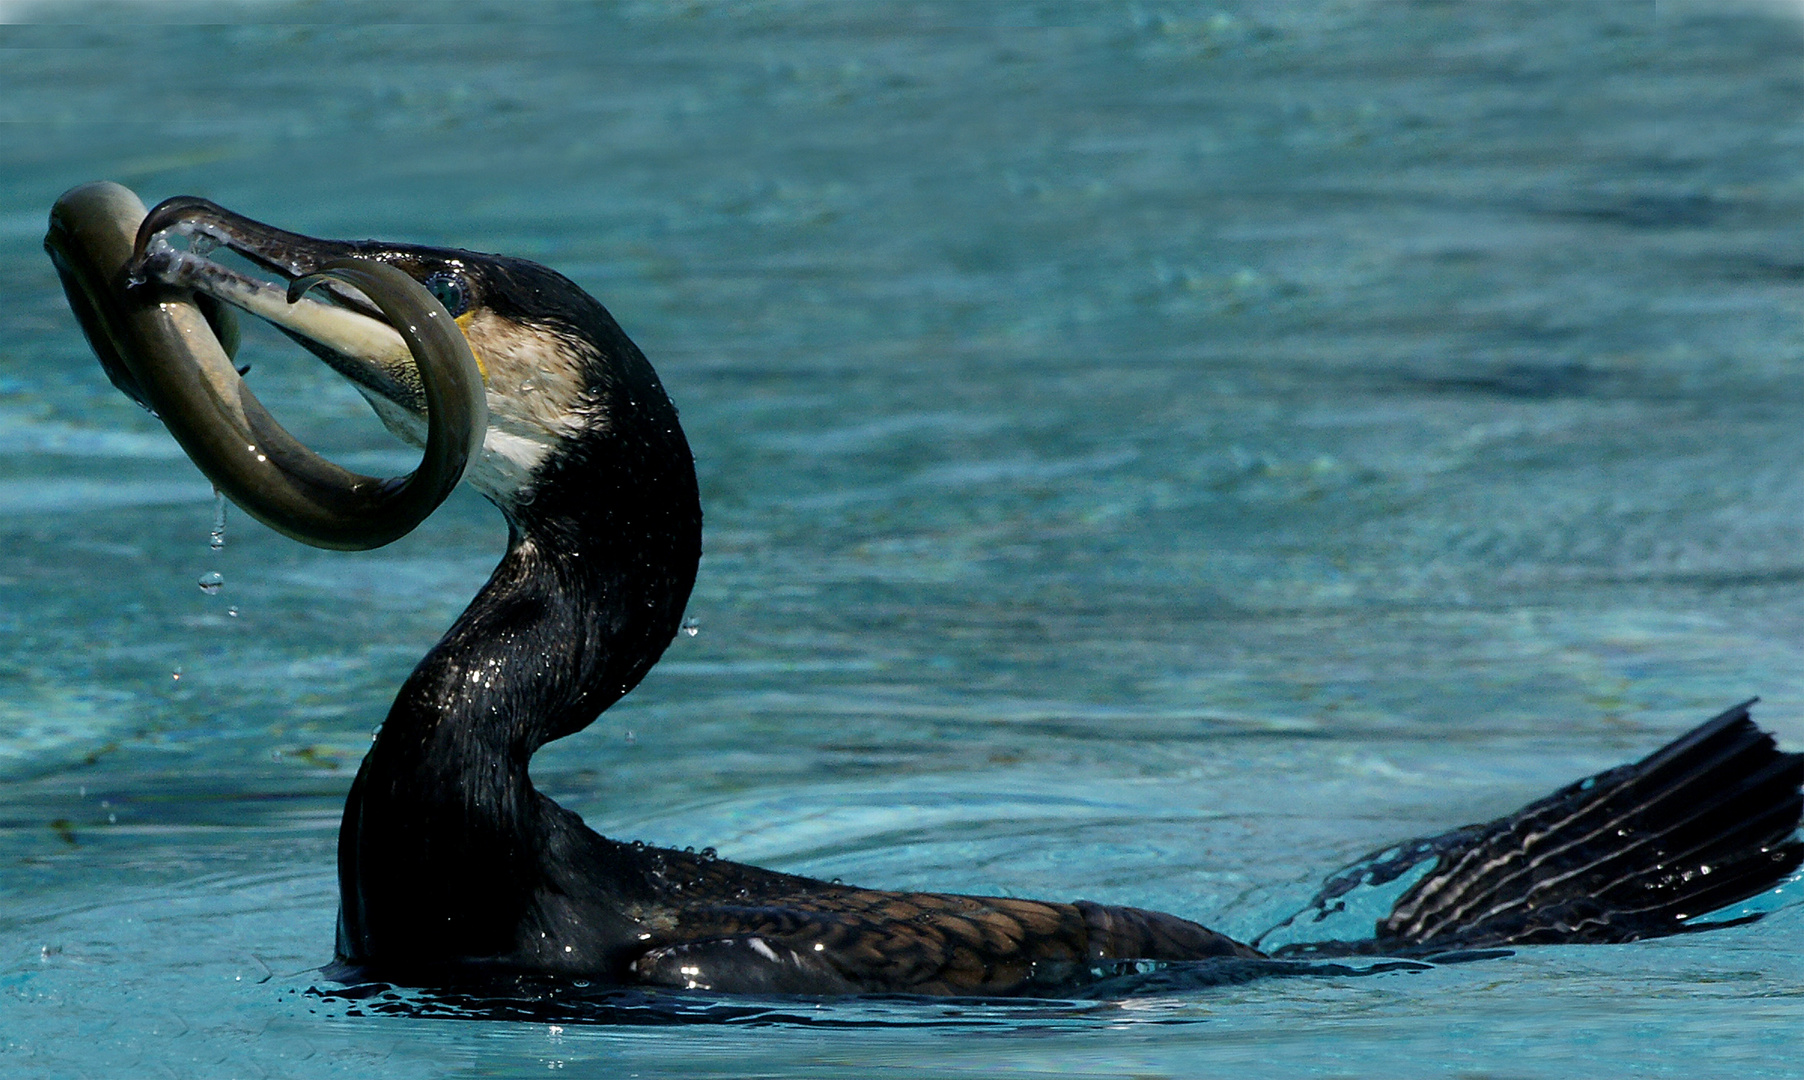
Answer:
[424,272,470,317]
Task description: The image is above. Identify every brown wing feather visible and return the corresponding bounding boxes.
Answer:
[625,852,1256,995]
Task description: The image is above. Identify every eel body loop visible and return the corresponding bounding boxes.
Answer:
[43,181,487,551]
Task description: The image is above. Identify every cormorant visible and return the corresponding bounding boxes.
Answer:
[44,182,1804,996]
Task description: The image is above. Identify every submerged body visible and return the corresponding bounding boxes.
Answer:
[341,683,1804,995]
[51,189,1804,997]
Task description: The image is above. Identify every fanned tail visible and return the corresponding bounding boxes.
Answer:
[1261,700,1804,957]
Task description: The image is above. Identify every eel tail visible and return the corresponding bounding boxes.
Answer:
[1260,700,1803,957]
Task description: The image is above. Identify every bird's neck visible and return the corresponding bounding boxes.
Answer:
[372,417,702,789]
[337,405,702,967]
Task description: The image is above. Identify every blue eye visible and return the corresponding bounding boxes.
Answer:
[425,272,469,316]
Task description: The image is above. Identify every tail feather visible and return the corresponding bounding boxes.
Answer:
[1390,709,1799,943]
[1266,700,1803,956]
[1585,757,1800,897]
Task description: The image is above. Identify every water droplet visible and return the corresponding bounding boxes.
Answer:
[683,846,695,855]
[191,233,218,256]
[197,571,224,595]
[226,607,239,618]
[830,878,843,886]
[681,617,699,637]
[699,847,717,862]
[631,840,646,851]
[208,490,227,550]
[623,730,637,744]
[107,813,116,824]
[171,667,182,681]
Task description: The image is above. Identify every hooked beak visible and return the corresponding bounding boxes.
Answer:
[129,196,444,422]
[45,183,486,551]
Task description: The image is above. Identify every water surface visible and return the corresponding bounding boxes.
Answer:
[4,2,1804,1076]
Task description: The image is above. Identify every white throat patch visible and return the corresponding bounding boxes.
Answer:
[361,309,599,507]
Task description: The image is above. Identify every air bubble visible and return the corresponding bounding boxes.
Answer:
[198,571,224,595]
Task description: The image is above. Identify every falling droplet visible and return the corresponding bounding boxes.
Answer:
[208,489,227,551]
[681,617,699,637]
[171,667,182,682]
[197,571,224,595]
[226,607,239,618]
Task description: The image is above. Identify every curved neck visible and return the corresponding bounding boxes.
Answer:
[338,371,702,969]
[386,410,701,753]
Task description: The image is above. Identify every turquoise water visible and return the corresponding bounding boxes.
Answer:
[6,1,1804,1075]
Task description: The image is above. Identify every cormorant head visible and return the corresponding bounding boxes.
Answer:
[129,196,647,516]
